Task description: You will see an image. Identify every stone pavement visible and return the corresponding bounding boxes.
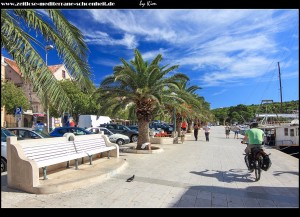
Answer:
[1,126,299,208]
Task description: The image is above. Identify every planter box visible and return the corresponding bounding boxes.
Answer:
[150,137,173,144]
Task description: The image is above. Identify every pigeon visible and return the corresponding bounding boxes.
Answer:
[126,175,135,182]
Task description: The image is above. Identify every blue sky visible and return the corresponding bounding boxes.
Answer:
[3,9,299,109]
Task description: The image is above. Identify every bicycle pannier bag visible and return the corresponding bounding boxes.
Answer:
[261,155,272,171]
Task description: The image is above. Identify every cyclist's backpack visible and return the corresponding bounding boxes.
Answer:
[261,155,272,171]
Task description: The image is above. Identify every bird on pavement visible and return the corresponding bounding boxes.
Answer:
[126,175,135,182]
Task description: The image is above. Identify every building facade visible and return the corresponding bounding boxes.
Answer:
[2,56,72,129]
[1,56,7,127]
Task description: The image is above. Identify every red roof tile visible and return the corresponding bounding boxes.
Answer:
[4,57,62,75]
[4,57,21,75]
[48,64,63,73]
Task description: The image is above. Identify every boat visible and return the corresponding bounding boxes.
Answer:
[255,101,299,158]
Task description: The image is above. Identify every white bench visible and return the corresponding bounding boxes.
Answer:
[74,138,116,165]
[7,134,119,193]
[22,140,86,180]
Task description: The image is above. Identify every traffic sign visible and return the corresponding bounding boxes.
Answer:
[15,107,22,115]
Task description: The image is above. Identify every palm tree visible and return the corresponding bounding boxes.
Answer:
[175,80,203,135]
[97,49,188,149]
[1,9,92,112]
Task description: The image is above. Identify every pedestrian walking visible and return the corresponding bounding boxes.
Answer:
[193,123,199,141]
[203,123,210,142]
[181,121,187,132]
[233,125,240,139]
[225,124,230,138]
[69,117,76,127]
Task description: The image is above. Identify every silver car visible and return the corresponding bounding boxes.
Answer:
[7,127,50,140]
[1,128,17,172]
[86,127,130,146]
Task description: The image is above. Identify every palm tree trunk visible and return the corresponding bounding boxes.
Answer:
[176,120,182,137]
[136,119,150,150]
[187,120,192,133]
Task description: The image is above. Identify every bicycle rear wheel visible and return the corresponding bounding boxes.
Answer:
[244,155,249,169]
[254,160,261,181]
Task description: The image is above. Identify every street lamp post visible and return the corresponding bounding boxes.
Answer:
[171,92,178,143]
[173,107,176,134]
[45,45,54,133]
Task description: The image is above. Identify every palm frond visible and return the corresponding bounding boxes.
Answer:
[11,9,92,90]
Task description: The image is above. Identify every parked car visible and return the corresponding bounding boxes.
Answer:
[49,127,93,137]
[7,127,50,140]
[149,122,173,134]
[99,124,138,142]
[126,125,160,137]
[127,125,138,131]
[1,128,17,173]
[86,127,130,146]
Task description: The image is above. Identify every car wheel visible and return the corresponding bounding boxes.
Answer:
[131,135,138,143]
[116,139,125,146]
[1,158,7,173]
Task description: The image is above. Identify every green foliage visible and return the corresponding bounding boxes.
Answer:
[97,48,188,122]
[96,48,193,147]
[1,81,30,114]
[49,80,99,121]
[211,100,299,124]
[1,9,92,112]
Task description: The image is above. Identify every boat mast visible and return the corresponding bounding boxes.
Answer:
[278,62,283,113]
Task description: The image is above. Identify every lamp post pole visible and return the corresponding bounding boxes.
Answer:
[173,107,176,136]
[171,92,178,143]
[45,45,54,133]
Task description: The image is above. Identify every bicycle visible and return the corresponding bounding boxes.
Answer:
[242,142,272,181]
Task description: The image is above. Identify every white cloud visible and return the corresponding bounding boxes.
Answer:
[84,31,137,49]
[281,71,299,79]
[140,48,168,61]
[73,9,298,88]
[92,58,119,67]
[212,89,227,96]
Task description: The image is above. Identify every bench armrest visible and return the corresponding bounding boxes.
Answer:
[101,135,119,158]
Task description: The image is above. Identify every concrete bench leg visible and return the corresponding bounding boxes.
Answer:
[108,151,110,159]
[43,167,48,180]
[66,161,70,168]
[89,155,93,165]
[75,159,78,170]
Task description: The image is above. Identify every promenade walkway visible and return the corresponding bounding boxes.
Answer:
[1,126,298,208]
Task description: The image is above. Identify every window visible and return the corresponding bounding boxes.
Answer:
[107,125,115,130]
[62,70,66,79]
[290,129,294,137]
[284,128,288,136]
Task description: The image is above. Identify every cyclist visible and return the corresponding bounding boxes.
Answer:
[243,122,265,172]
[243,122,265,155]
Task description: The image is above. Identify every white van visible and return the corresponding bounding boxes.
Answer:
[78,115,111,129]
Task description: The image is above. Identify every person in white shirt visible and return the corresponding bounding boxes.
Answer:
[203,123,211,142]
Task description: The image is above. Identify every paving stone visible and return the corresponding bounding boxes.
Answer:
[1,126,298,208]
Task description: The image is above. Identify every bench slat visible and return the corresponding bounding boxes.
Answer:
[85,147,115,156]
[36,153,85,168]
[21,137,115,169]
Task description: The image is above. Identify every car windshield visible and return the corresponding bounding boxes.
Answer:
[102,128,113,136]
[1,128,16,142]
[124,125,136,131]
